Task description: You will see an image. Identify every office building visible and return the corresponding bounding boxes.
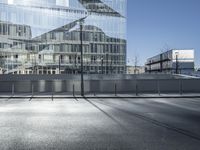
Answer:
[0,0,127,74]
[126,66,145,74]
[145,49,194,74]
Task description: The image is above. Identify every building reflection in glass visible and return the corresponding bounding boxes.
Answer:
[0,0,127,74]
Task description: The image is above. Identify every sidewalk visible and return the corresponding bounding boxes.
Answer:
[0,92,200,99]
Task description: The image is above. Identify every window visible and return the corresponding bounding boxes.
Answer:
[15,55,18,59]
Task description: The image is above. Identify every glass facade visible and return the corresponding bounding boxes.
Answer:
[0,0,127,74]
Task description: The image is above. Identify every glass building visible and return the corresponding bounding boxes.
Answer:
[0,0,127,74]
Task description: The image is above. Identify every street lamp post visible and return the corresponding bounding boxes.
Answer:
[149,60,152,73]
[59,55,61,74]
[79,19,84,96]
[175,52,179,74]
[74,54,77,74]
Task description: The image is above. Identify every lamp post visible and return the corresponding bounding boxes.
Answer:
[149,60,152,73]
[175,52,179,74]
[68,16,88,96]
[79,19,84,96]
[59,55,61,74]
[74,54,77,74]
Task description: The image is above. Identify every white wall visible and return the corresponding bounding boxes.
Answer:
[172,49,194,62]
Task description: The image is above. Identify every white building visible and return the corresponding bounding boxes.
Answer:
[126,66,145,74]
[145,49,195,75]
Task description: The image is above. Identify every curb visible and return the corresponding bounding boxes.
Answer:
[1,95,200,99]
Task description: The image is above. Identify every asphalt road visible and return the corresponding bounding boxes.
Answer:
[0,97,200,150]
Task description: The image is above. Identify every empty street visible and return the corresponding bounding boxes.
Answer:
[0,97,200,150]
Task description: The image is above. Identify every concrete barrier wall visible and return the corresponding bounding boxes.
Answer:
[0,79,200,94]
[0,73,181,81]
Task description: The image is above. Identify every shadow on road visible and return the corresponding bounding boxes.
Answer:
[83,97,129,132]
[93,99,200,142]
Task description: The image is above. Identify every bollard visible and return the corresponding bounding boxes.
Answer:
[29,83,34,101]
[31,84,34,97]
[12,83,15,96]
[73,84,75,96]
[157,80,161,96]
[115,84,117,96]
[179,80,183,95]
[136,83,138,96]
[51,82,54,101]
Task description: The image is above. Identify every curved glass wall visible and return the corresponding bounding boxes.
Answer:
[0,0,127,74]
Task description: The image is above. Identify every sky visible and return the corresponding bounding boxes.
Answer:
[127,0,200,68]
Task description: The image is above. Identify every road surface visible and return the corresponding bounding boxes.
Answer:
[0,97,200,150]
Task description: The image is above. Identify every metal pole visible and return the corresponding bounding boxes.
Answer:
[110,60,113,74]
[52,81,54,101]
[75,54,77,74]
[29,83,34,101]
[32,83,34,97]
[106,54,108,74]
[101,57,103,74]
[59,55,61,74]
[136,82,138,96]
[115,83,117,96]
[12,83,14,96]
[80,20,84,97]
[176,54,178,74]
[73,84,75,97]
[157,80,160,96]
[179,79,183,95]
[160,54,163,72]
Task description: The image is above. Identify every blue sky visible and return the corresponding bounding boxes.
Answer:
[127,0,200,68]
